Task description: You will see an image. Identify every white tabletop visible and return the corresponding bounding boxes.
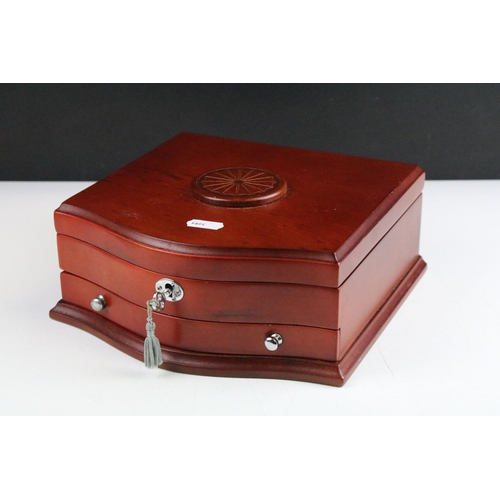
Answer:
[1,180,499,415]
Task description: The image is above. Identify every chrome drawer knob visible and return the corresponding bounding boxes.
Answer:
[264,333,283,351]
[90,295,107,312]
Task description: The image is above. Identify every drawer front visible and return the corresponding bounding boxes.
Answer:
[60,272,339,361]
[57,234,339,329]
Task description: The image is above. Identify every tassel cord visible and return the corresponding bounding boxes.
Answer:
[144,299,163,369]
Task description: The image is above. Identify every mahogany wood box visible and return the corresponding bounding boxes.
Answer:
[50,133,426,386]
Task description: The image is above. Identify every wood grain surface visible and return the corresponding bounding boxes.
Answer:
[50,257,426,386]
[58,272,340,361]
[50,133,426,385]
[54,132,424,287]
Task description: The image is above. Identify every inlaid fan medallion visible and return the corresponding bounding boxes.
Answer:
[191,167,287,207]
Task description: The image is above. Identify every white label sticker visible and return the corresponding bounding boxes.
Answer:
[186,219,224,231]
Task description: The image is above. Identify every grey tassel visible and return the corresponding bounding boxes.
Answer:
[144,300,163,369]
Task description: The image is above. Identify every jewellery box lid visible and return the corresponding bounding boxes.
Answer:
[54,133,424,288]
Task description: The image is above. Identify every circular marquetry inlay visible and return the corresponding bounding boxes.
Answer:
[191,167,287,207]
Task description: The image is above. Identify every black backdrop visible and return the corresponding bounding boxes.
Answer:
[1,84,499,181]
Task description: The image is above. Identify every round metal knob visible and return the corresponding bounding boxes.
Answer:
[264,333,283,351]
[90,295,107,312]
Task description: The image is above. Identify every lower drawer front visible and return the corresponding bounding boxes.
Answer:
[60,272,339,362]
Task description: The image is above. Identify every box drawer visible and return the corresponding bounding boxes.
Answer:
[60,272,340,361]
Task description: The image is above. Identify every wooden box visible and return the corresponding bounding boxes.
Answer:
[50,133,426,386]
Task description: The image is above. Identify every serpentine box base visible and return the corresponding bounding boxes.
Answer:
[50,133,426,386]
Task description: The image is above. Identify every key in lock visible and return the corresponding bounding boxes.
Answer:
[151,278,184,311]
